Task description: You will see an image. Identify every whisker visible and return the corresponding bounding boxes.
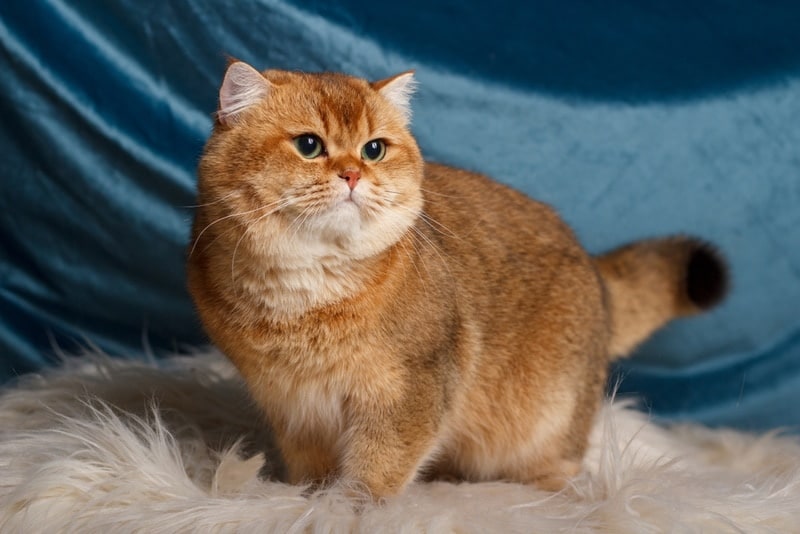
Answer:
[393,225,428,291]
[406,227,441,289]
[387,201,464,244]
[198,220,242,256]
[420,187,463,200]
[181,190,239,209]
[418,212,462,241]
[408,223,464,281]
[286,203,318,246]
[230,198,295,281]
[189,197,292,258]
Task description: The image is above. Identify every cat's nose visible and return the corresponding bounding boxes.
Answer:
[339,168,361,190]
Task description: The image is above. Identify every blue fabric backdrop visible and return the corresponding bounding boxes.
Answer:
[1,0,799,430]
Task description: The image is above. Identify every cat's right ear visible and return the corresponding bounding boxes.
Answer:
[218,61,271,126]
[372,71,417,124]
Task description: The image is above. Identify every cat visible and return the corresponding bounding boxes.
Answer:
[187,61,728,500]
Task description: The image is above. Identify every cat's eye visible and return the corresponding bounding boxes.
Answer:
[361,139,386,162]
[293,134,325,159]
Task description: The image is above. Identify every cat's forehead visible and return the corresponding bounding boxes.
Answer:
[266,71,378,140]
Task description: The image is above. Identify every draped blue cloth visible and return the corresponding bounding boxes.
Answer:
[1,0,799,430]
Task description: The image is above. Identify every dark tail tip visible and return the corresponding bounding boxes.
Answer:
[685,240,729,310]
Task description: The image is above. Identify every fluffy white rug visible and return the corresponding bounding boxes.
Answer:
[1,350,798,533]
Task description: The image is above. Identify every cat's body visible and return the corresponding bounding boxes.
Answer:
[188,62,727,499]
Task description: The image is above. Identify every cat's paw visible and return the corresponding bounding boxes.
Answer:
[529,459,581,492]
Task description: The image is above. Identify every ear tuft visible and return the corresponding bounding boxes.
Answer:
[218,62,271,126]
[373,71,417,123]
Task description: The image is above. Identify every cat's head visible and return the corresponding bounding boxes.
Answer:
[197,61,424,264]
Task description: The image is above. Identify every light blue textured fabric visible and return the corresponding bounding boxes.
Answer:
[1,0,799,430]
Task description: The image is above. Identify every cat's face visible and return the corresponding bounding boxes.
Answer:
[197,63,424,264]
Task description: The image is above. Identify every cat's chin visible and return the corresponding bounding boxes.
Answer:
[300,201,416,261]
[313,199,362,234]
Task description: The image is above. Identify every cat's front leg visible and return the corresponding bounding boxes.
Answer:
[266,410,340,490]
[339,397,441,501]
[279,434,339,488]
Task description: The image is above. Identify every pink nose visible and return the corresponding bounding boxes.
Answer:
[339,168,361,190]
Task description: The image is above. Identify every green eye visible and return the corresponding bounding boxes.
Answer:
[293,134,324,159]
[361,139,386,162]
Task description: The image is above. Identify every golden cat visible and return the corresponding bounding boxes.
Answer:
[187,61,727,499]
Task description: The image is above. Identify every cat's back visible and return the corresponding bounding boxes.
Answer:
[417,162,603,337]
[417,161,605,344]
[421,162,581,256]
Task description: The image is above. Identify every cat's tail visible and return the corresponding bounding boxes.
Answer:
[594,236,729,359]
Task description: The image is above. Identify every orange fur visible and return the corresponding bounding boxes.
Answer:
[187,62,728,500]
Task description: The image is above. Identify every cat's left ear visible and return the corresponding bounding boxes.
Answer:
[218,61,272,126]
[372,71,417,124]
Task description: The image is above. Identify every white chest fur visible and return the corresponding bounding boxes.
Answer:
[282,384,345,442]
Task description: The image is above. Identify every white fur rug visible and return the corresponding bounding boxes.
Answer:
[1,351,799,533]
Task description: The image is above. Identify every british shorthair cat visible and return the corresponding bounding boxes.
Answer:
[187,61,727,499]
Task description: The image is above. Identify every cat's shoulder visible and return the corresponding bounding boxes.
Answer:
[423,161,483,183]
[422,161,554,217]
